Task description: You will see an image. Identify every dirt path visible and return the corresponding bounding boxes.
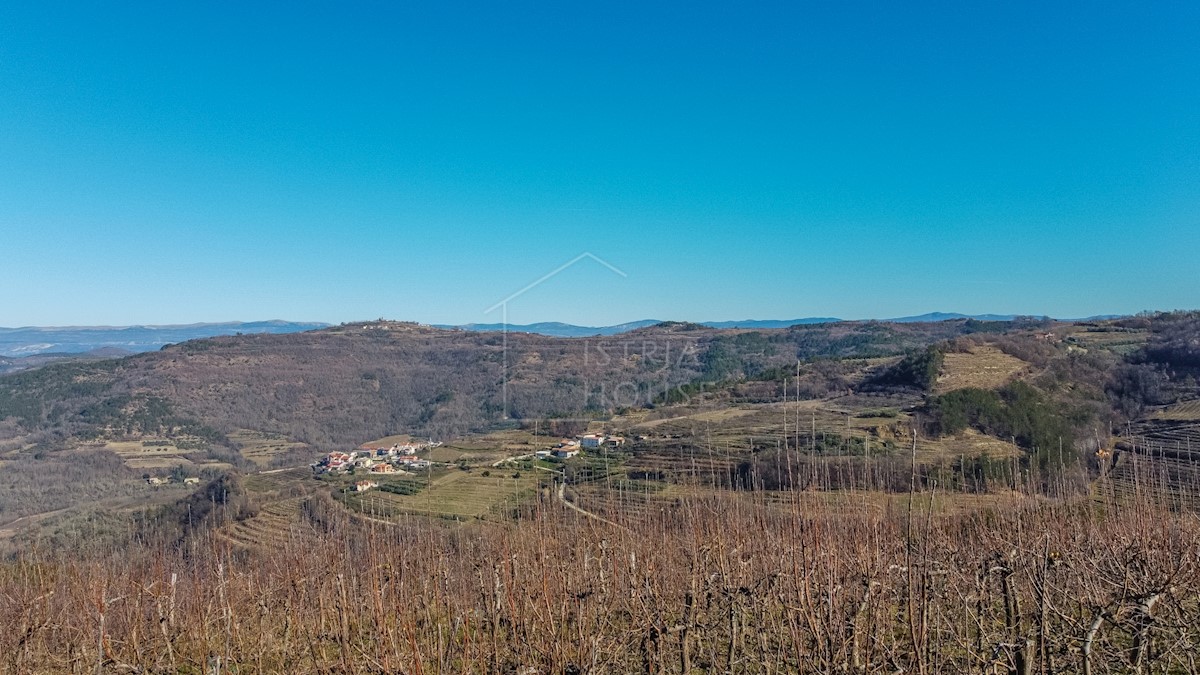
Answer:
[257,466,304,475]
[556,481,628,531]
[0,508,70,540]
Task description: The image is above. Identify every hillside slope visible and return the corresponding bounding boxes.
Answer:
[0,320,975,451]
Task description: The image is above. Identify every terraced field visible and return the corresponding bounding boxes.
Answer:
[623,444,743,480]
[570,481,1032,527]
[566,481,682,526]
[1129,421,1200,453]
[244,467,314,493]
[918,428,1024,462]
[621,401,900,450]
[102,439,195,470]
[934,345,1028,394]
[1150,400,1200,422]
[217,497,307,550]
[426,429,552,464]
[1064,327,1150,353]
[621,403,1019,472]
[228,429,313,468]
[1095,449,1200,511]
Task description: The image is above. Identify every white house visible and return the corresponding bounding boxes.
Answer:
[578,434,605,449]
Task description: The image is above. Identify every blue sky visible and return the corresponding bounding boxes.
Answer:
[2,1,1197,326]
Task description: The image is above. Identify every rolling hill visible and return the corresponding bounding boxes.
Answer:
[0,319,980,452]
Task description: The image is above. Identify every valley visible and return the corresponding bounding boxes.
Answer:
[3,313,1200,672]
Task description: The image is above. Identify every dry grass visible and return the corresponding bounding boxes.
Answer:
[918,428,1024,462]
[99,437,244,471]
[631,406,761,430]
[102,439,191,469]
[617,400,1025,466]
[228,429,313,466]
[624,401,891,447]
[1065,328,1151,350]
[934,345,1029,394]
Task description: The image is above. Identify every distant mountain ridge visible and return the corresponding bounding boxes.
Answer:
[438,313,1102,337]
[432,319,849,337]
[0,321,328,357]
[435,320,663,337]
[887,312,1016,323]
[3,313,1128,355]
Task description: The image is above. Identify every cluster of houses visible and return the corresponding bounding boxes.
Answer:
[312,440,440,477]
[315,433,625,492]
[146,475,201,487]
[536,433,625,459]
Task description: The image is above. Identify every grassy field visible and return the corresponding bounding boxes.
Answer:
[101,439,195,469]
[145,388,1046,551]
[97,436,241,473]
[918,427,1024,460]
[934,345,1028,394]
[345,468,541,520]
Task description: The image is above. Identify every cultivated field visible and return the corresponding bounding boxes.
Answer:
[1150,399,1200,421]
[101,439,194,470]
[1063,326,1151,354]
[344,469,541,521]
[614,399,1020,467]
[227,429,313,468]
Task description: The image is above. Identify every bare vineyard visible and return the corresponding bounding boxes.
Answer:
[3,483,1199,674]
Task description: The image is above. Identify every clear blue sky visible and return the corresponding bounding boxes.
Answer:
[2,1,1197,327]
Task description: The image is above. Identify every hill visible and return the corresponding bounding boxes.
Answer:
[2,312,1197,539]
[2,313,1200,674]
[0,319,978,452]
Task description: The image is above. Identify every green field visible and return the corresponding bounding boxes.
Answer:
[344,469,542,520]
